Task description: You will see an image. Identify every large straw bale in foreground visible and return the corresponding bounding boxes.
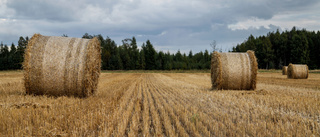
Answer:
[23,34,101,97]
[211,50,258,90]
[287,64,308,79]
[282,66,288,75]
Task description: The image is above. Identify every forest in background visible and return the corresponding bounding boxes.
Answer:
[232,27,320,69]
[0,27,319,70]
[0,34,211,70]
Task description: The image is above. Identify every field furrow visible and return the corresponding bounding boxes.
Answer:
[150,87,190,136]
[147,87,172,136]
[128,78,143,137]
[149,74,210,136]
[145,78,163,136]
[147,75,183,136]
[152,74,222,135]
[141,77,152,136]
[106,74,141,136]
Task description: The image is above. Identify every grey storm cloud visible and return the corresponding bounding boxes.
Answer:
[7,0,79,21]
[5,0,320,24]
[1,0,320,53]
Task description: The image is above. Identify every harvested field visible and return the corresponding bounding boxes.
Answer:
[0,71,319,136]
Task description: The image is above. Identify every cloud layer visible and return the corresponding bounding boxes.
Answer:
[1,0,320,53]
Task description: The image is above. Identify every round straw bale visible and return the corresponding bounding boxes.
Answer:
[23,34,101,97]
[211,50,258,90]
[287,64,308,79]
[282,66,288,75]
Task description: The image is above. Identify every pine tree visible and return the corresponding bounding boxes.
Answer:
[188,50,193,69]
[204,50,210,69]
[82,33,93,39]
[0,44,9,70]
[157,51,165,70]
[9,43,18,69]
[131,37,139,69]
[116,48,123,70]
[144,40,156,70]
[17,36,27,69]
[107,38,118,70]
[182,53,188,70]
[0,43,3,70]
[139,49,146,70]
[164,51,173,70]
[290,33,309,64]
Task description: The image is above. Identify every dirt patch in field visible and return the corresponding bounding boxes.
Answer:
[240,89,270,95]
[0,102,51,109]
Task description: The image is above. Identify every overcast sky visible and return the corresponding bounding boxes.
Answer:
[1,0,320,53]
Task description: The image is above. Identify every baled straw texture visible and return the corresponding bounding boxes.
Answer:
[211,50,257,90]
[287,64,308,79]
[282,66,288,75]
[23,34,101,97]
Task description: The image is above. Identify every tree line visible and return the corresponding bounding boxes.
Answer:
[0,37,29,70]
[1,27,319,70]
[84,33,211,70]
[232,27,320,69]
[0,34,211,70]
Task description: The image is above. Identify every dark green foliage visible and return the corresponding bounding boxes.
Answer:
[0,37,28,70]
[144,40,157,70]
[164,51,173,70]
[156,51,165,70]
[204,50,210,69]
[255,36,274,69]
[0,34,213,70]
[139,49,146,70]
[9,43,18,69]
[17,36,28,68]
[233,27,318,69]
[83,34,212,70]
[131,37,140,70]
[0,43,10,70]
[82,33,94,39]
[3,27,319,71]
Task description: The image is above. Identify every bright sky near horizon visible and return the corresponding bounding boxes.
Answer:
[1,0,320,53]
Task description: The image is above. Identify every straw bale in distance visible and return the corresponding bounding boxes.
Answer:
[287,63,308,79]
[282,66,288,75]
[23,34,101,97]
[211,50,258,90]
